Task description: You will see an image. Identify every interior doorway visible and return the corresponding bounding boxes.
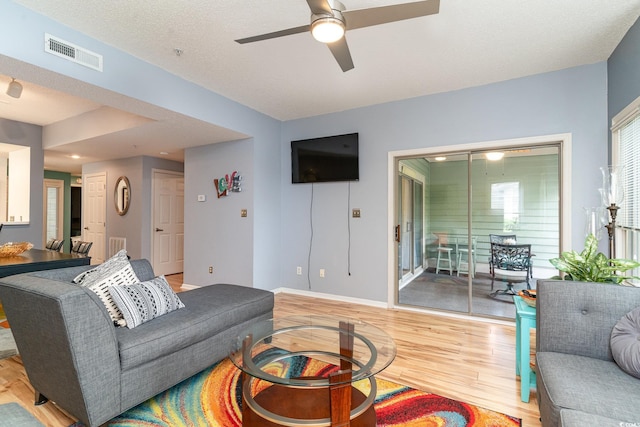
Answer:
[70,185,82,244]
[152,170,184,276]
[391,135,571,319]
[83,172,107,264]
[42,179,64,248]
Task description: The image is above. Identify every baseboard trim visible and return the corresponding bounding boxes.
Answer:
[390,302,514,326]
[272,287,389,309]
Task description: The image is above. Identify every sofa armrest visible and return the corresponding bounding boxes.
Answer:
[536,280,640,360]
[130,259,156,282]
[0,274,121,426]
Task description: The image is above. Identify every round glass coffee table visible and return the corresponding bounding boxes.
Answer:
[229,315,396,427]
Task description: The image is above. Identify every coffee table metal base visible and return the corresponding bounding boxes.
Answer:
[242,380,376,427]
[232,317,396,427]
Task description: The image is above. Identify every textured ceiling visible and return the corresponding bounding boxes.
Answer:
[4,0,640,172]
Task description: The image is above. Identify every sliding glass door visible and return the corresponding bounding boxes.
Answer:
[396,144,560,319]
[398,165,425,286]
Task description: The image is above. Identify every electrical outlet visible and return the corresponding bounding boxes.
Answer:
[208,266,213,274]
[320,269,325,278]
[296,266,302,275]
[241,209,248,217]
[352,208,361,218]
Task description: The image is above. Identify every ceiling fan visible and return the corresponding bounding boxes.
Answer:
[235,0,440,72]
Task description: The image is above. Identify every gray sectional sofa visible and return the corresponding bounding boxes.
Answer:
[0,259,274,427]
[536,279,640,426]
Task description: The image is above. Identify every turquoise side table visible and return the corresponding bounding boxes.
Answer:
[513,295,536,402]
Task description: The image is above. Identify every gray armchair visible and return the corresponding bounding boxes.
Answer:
[536,280,640,426]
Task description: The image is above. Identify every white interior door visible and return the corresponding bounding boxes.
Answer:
[83,172,106,264]
[152,170,184,276]
[43,179,64,248]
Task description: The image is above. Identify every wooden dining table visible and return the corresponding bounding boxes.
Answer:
[0,249,91,278]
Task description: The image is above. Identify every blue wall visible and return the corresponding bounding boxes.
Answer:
[185,139,255,286]
[281,64,608,301]
[608,17,640,143]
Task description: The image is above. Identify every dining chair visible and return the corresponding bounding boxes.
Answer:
[489,243,533,296]
[45,239,64,252]
[456,237,477,277]
[71,241,93,256]
[488,234,517,275]
[435,233,453,275]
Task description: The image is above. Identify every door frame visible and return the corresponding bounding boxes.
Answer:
[387,133,573,308]
[82,172,107,264]
[398,164,426,287]
[151,169,184,275]
[42,178,65,249]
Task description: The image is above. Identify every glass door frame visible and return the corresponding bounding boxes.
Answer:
[388,134,572,313]
[398,166,425,287]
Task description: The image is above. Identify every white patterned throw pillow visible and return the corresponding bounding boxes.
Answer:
[108,276,185,329]
[74,249,140,326]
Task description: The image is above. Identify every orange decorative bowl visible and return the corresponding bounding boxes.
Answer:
[0,242,33,257]
[518,290,537,308]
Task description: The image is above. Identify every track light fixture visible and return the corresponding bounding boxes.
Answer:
[6,78,23,99]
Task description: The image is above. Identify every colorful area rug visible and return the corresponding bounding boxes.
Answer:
[0,300,8,327]
[99,348,520,427]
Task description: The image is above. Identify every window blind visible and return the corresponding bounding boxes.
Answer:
[619,115,640,230]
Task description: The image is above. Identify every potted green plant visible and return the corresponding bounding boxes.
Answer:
[549,234,640,284]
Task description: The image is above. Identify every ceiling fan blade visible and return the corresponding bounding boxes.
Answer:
[327,37,354,72]
[235,25,310,44]
[343,0,440,30]
[306,0,333,15]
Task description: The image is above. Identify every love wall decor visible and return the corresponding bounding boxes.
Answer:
[214,171,242,198]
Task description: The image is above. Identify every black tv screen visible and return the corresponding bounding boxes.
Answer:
[291,133,359,183]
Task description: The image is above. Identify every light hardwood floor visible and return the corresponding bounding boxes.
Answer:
[0,274,541,426]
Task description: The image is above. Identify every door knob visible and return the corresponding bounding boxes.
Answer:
[155,228,164,232]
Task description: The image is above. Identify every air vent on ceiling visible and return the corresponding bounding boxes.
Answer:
[44,33,103,72]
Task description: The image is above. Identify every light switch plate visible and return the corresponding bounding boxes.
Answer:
[197,195,206,202]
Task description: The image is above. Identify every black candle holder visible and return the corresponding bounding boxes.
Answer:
[605,203,619,259]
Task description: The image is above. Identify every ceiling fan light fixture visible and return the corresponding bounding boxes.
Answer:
[6,78,23,99]
[311,16,345,43]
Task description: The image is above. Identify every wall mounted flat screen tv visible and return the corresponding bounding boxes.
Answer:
[291,133,359,183]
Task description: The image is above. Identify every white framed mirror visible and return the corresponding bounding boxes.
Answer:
[114,176,131,216]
